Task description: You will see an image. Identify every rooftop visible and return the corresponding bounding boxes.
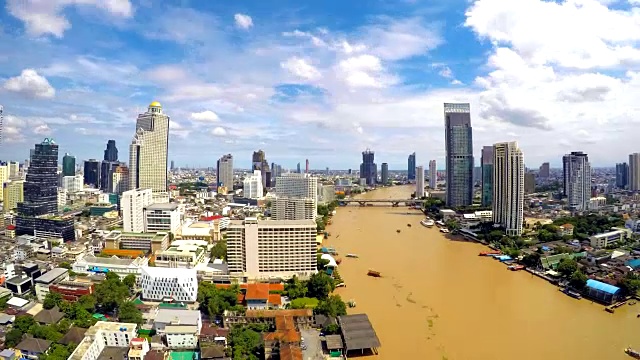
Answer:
[164,325,199,334]
[245,283,269,300]
[145,203,179,211]
[155,309,200,325]
[35,268,68,284]
[141,266,197,278]
[77,254,146,266]
[338,314,381,352]
[16,337,52,353]
[586,279,621,295]
[228,219,317,227]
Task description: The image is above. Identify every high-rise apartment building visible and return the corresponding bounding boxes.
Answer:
[305,159,309,174]
[84,159,100,188]
[539,162,550,178]
[122,188,153,233]
[481,146,493,207]
[616,162,629,189]
[129,102,170,193]
[252,150,271,188]
[217,154,233,191]
[296,163,301,174]
[170,160,175,171]
[226,218,317,280]
[629,153,640,191]
[3,180,24,212]
[381,163,389,184]
[524,172,536,194]
[112,165,129,194]
[492,142,524,236]
[104,140,118,162]
[563,152,591,211]
[243,170,263,199]
[62,153,75,177]
[360,149,377,186]
[273,173,318,221]
[429,160,437,189]
[416,166,425,198]
[408,153,416,180]
[0,164,7,199]
[444,103,473,207]
[8,161,19,178]
[62,175,84,193]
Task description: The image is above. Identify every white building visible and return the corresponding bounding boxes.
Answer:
[122,188,153,233]
[226,218,317,280]
[563,151,591,211]
[140,266,198,303]
[62,175,84,193]
[243,170,263,199]
[8,161,19,179]
[153,308,202,334]
[275,173,318,199]
[590,229,629,248]
[317,184,336,205]
[429,160,437,189]
[589,196,607,210]
[217,154,234,192]
[68,321,138,360]
[144,203,181,233]
[273,198,316,221]
[492,142,524,236]
[416,166,425,198]
[154,240,209,268]
[57,188,67,208]
[273,173,318,220]
[129,101,170,193]
[72,254,149,276]
[165,325,199,349]
[112,166,129,195]
[0,164,7,199]
[34,268,69,301]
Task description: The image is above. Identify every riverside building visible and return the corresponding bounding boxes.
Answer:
[444,103,474,207]
[273,173,318,221]
[492,142,524,236]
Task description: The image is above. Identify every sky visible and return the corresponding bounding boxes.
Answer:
[1,0,640,169]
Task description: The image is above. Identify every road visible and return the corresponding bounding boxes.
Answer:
[301,328,323,360]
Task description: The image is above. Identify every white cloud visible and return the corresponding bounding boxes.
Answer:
[336,55,396,88]
[234,13,253,29]
[7,0,133,38]
[280,57,322,80]
[33,124,52,135]
[4,69,56,98]
[212,127,227,136]
[190,110,220,122]
[362,18,443,61]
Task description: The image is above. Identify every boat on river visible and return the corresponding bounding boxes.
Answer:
[407,223,412,227]
[561,288,582,299]
[421,219,435,227]
[396,229,401,233]
[508,265,525,271]
[625,347,640,359]
[346,254,359,258]
[479,250,501,256]
[367,270,381,277]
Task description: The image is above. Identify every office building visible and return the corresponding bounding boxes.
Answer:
[381,163,389,184]
[273,173,318,221]
[416,166,425,198]
[122,188,153,233]
[104,139,118,162]
[492,142,524,236]
[444,103,474,207]
[62,175,84,193]
[170,160,175,171]
[112,165,129,194]
[104,231,169,253]
[539,162,550,178]
[524,172,536,194]
[129,101,170,193]
[68,322,138,360]
[0,164,7,199]
[62,153,75,176]
[563,151,591,211]
[8,161,19,178]
[273,198,316,221]
[3,180,24,212]
[305,159,309,174]
[100,160,119,192]
[227,218,317,280]
[616,162,629,189]
[243,170,263,199]
[83,159,100,188]
[140,266,198,303]
[428,160,437,189]
[360,149,377,186]
[252,150,271,188]
[629,153,640,191]
[144,203,181,233]
[296,162,301,174]
[217,154,233,191]
[408,153,416,180]
[481,146,493,207]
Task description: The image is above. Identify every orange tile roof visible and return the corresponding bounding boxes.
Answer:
[268,294,282,306]
[279,344,303,360]
[263,330,301,343]
[561,223,574,228]
[237,293,245,304]
[246,309,313,318]
[275,315,295,331]
[245,283,269,300]
[269,283,284,292]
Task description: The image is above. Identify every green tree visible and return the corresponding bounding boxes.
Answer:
[43,292,63,310]
[123,274,137,291]
[323,323,340,335]
[77,295,97,313]
[211,240,227,260]
[315,295,347,317]
[0,296,9,311]
[94,273,130,312]
[14,315,36,333]
[5,328,23,348]
[620,272,640,295]
[197,282,240,317]
[316,219,326,232]
[59,262,72,269]
[521,253,541,268]
[307,272,335,300]
[118,301,143,325]
[54,318,71,334]
[569,270,588,290]
[317,204,329,217]
[39,343,76,360]
[228,325,264,360]
[488,230,505,243]
[557,258,578,277]
[285,276,307,300]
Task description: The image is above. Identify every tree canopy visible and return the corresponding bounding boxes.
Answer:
[43,292,63,310]
[118,301,143,325]
[211,240,227,260]
[620,272,640,295]
[557,258,579,277]
[198,282,242,317]
[306,272,335,300]
[94,272,131,312]
[122,274,137,290]
[553,214,625,238]
[284,276,308,300]
[228,324,267,360]
[315,295,347,317]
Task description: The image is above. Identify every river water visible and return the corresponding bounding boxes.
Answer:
[326,185,639,360]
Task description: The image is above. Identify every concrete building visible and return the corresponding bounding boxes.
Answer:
[62,175,84,193]
[68,322,138,360]
[317,184,336,205]
[444,103,474,207]
[415,166,425,198]
[539,162,550,178]
[360,150,377,186]
[154,240,209,268]
[629,153,640,191]
[104,231,169,253]
[129,101,170,194]
[273,198,316,221]
[34,268,69,301]
[83,159,100,188]
[122,188,153,233]
[3,180,24,212]
[243,170,263,199]
[273,173,318,221]
[381,163,389,184]
[72,254,149,276]
[481,146,493,207]
[252,150,271,188]
[165,325,199,350]
[563,152,591,211]
[153,308,202,334]
[429,160,437,189]
[524,172,536,194]
[140,266,198,302]
[590,229,629,248]
[0,164,7,199]
[408,153,416,180]
[616,162,629,189]
[8,161,19,178]
[112,165,129,194]
[217,154,233,192]
[227,218,317,280]
[62,153,76,177]
[492,142,524,236]
[144,203,180,233]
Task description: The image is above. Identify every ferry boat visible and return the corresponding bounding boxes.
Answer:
[346,254,359,258]
[367,270,382,277]
[421,219,435,227]
[440,228,450,233]
[625,347,640,359]
[436,220,445,227]
[507,265,525,271]
[561,288,582,299]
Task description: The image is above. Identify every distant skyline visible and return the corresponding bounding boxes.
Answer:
[2,1,639,167]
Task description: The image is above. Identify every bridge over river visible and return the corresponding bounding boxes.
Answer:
[339,198,423,207]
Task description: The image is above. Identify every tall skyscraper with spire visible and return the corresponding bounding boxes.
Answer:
[129,101,170,193]
[444,103,473,207]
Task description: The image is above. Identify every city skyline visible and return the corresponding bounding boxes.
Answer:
[2,1,639,168]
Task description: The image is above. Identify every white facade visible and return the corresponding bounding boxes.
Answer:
[8,162,19,178]
[243,170,264,199]
[154,240,209,268]
[57,188,67,208]
[68,322,137,360]
[226,218,317,280]
[273,173,318,220]
[129,102,170,193]
[217,154,234,191]
[317,184,336,205]
[429,160,437,189]
[112,167,129,194]
[122,188,153,233]
[72,254,149,276]
[563,152,591,211]
[416,166,425,198]
[273,197,316,221]
[590,229,629,248]
[165,326,199,349]
[0,165,7,199]
[140,266,198,302]
[153,308,202,333]
[589,196,607,210]
[62,175,84,193]
[492,142,525,236]
[630,153,640,191]
[144,203,181,232]
[275,173,318,199]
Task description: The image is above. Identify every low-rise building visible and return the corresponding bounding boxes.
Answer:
[127,337,150,360]
[49,281,95,301]
[144,203,181,233]
[140,266,198,303]
[439,209,456,220]
[177,220,222,243]
[154,240,209,268]
[72,254,149,276]
[558,223,574,237]
[223,309,313,329]
[104,231,169,253]
[590,229,630,248]
[152,309,202,334]
[68,321,138,360]
[34,268,69,301]
[165,325,199,349]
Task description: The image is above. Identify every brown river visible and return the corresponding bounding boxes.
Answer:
[326,185,639,360]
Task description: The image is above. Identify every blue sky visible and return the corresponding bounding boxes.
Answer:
[2,0,640,169]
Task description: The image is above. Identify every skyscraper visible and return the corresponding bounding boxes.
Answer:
[122,188,153,233]
[492,142,524,236]
[444,103,473,207]
[170,160,175,171]
[129,101,170,193]
[83,159,100,188]
[217,154,234,191]
[273,173,318,221]
[629,153,640,191]
[481,146,493,207]
[563,151,591,211]
[305,159,309,174]
[296,163,301,174]
[360,149,377,186]
[539,162,550,178]
[429,160,437,189]
[252,150,271,188]
[100,161,119,192]
[416,166,425,198]
[104,140,118,162]
[616,162,629,189]
[407,153,416,180]
[381,163,389,184]
[62,153,75,177]
[524,172,536,194]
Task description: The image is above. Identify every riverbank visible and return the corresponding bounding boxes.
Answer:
[324,185,639,360]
